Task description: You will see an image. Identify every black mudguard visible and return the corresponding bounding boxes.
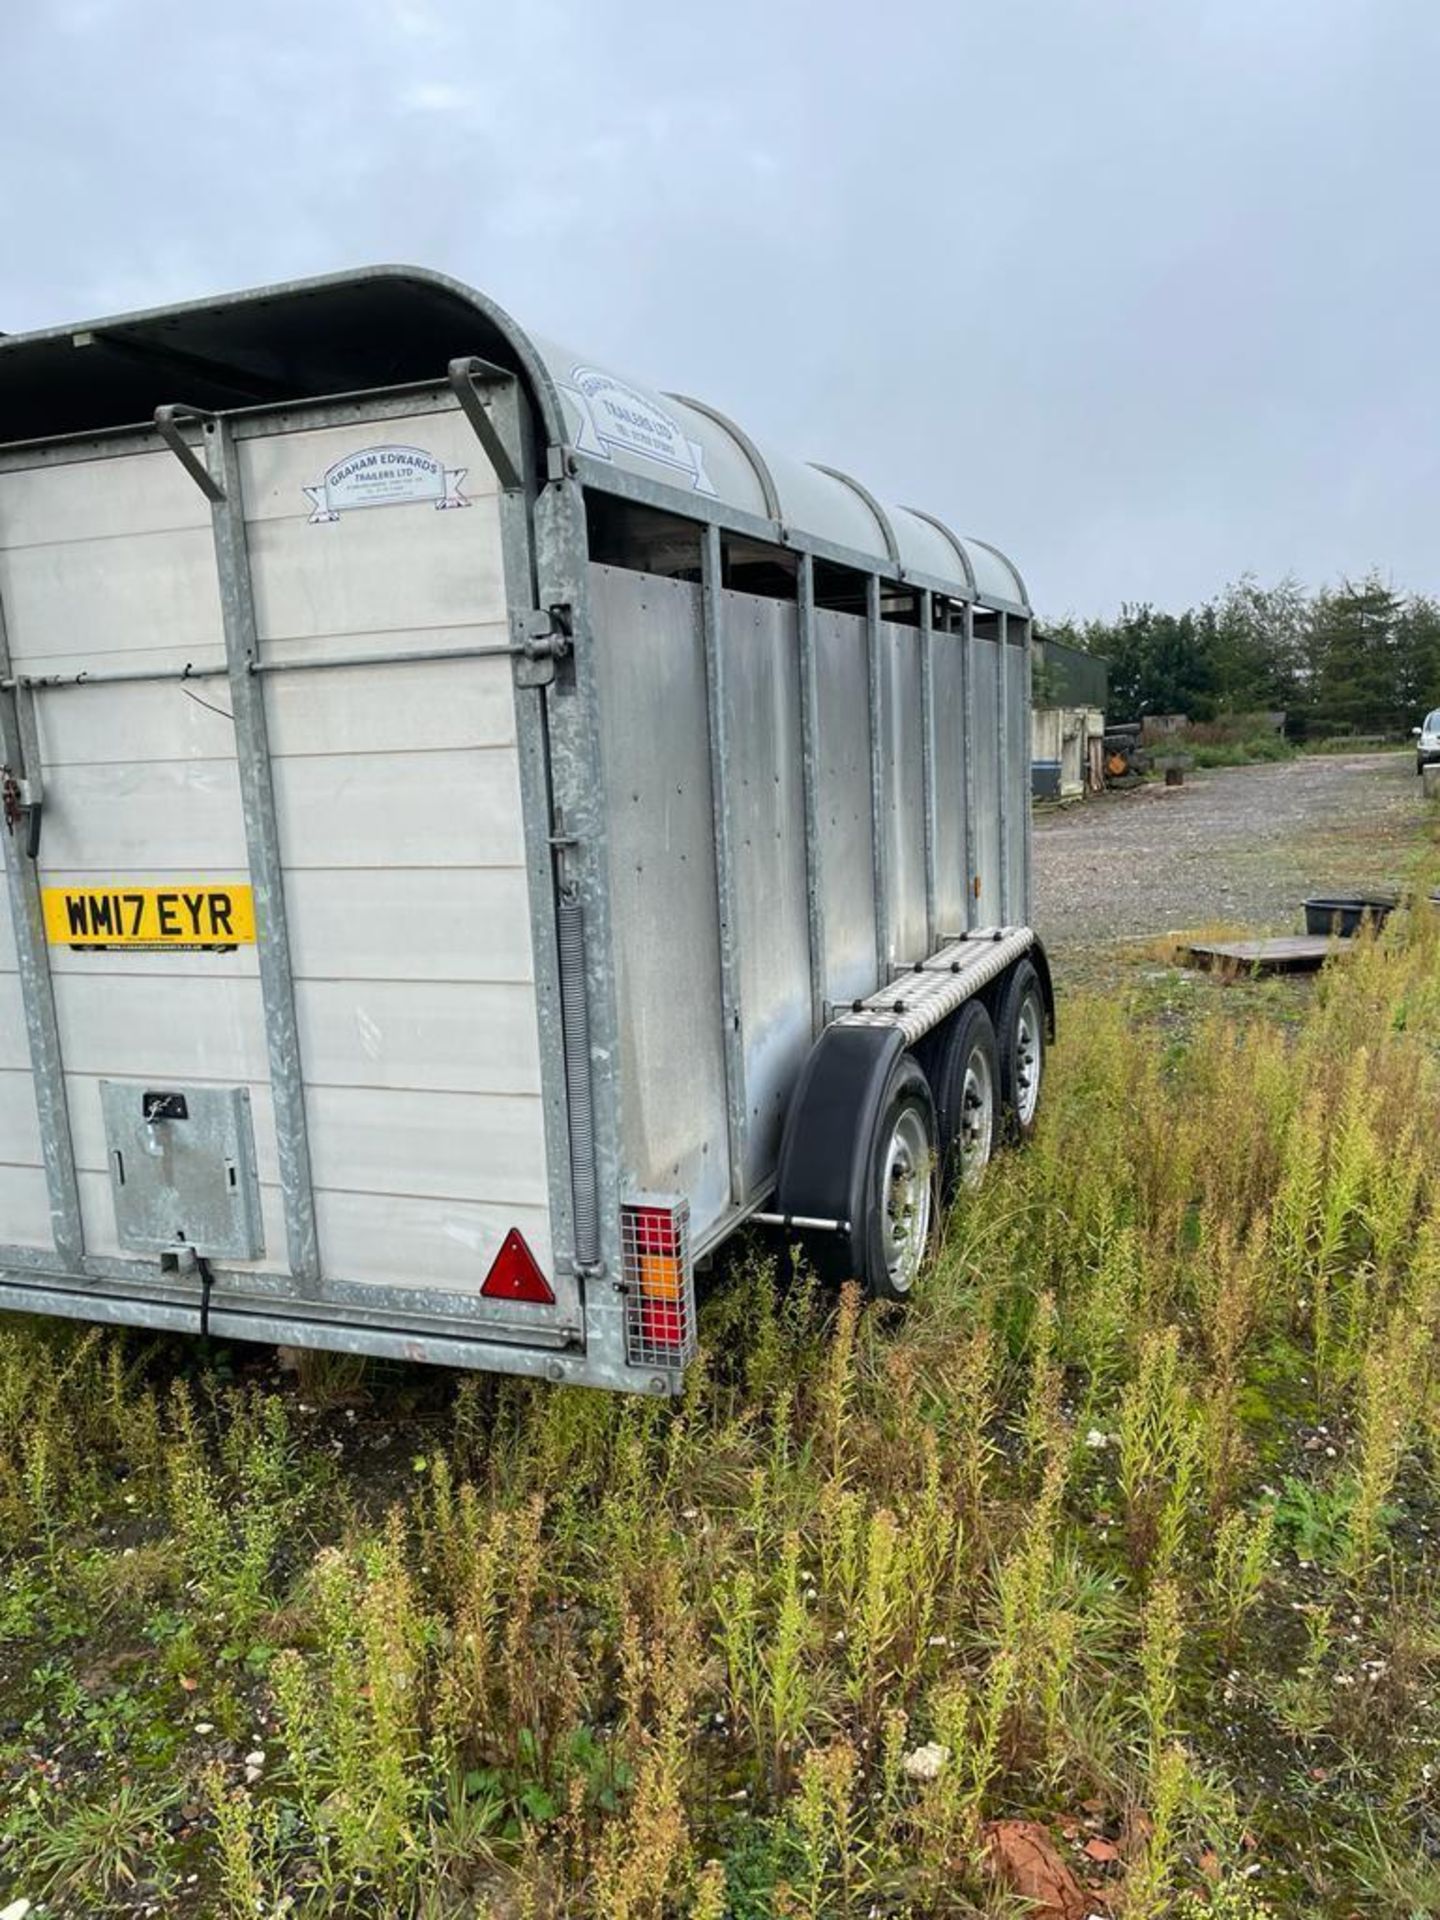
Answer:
[773,1024,905,1277]
[1027,935,1057,1041]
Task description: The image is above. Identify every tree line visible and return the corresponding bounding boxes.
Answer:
[1049,574,1440,734]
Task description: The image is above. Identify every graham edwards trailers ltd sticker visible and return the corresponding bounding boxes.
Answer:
[43,884,256,952]
[303,444,469,523]
[561,368,717,495]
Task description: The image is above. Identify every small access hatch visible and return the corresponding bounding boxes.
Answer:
[100,1082,264,1262]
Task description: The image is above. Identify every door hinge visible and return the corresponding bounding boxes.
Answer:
[512,605,574,686]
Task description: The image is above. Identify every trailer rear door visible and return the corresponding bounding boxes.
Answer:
[0,403,579,1346]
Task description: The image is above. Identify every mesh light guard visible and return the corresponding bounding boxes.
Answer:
[621,1197,696,1369]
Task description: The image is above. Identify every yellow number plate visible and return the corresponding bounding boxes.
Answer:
[42,884,256,951]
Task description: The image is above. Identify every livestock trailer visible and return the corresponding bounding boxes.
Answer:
[0,268,1049,1394]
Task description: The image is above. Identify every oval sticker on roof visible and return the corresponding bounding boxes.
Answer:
[563,366,716,495]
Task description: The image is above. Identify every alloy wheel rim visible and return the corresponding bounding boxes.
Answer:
[881,1103,933,1291]
[958,1048,995,1185]
[1014,991,1043,1125]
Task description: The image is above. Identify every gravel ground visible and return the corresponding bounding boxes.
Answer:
[1033,750,1429,964]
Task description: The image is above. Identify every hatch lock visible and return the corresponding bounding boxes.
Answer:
[1,765,42,859]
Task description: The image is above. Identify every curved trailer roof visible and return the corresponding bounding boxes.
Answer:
[0,265,1028,613]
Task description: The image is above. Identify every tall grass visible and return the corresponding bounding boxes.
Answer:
[3,904,1440,1913]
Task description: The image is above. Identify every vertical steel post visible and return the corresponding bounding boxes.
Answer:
[919,590,938,954]
[485,383,582,1280]
[1020,619,1034,923]
[531,476,631,1378]
[0,596,83,1270]
[962,602,978,930]
[796,553,827,1033]
[204,418,321,1290]
[997,611,1011,925]
[866,573,890,978]
[700,524,748,1201]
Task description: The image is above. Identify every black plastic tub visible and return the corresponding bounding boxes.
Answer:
[1303,892,1399,937]
[1032,759,1062,801]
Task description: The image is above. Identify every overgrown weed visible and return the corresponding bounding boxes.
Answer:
[4,897,1440,1913]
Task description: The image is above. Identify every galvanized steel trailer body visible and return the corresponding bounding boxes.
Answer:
[0,267,1035,1394]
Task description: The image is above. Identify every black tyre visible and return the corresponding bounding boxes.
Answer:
[995,958,1046,1141]
[858,1052,939,1302]
[926,999,1000,1192]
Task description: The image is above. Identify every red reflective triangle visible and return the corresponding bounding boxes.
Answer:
[480,1227,555,1305]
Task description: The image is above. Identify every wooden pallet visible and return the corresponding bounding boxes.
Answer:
[1182,935,1351,975]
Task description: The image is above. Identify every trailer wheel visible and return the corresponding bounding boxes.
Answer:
[995,958,1046,1140]
[926,1000,1000,1190]
[772,1027,938,1301]
[861,1053,939,1301]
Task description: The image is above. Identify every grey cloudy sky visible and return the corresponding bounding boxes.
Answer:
[3,0,1437,618]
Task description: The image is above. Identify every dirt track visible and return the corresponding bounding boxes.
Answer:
[1032,751,1428,961]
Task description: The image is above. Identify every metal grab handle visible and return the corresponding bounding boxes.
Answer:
[24,799,40,860]
[447,357,522,492]
[154,404,224,501]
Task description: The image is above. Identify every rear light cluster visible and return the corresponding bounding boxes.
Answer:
[621,1198,695,1368]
